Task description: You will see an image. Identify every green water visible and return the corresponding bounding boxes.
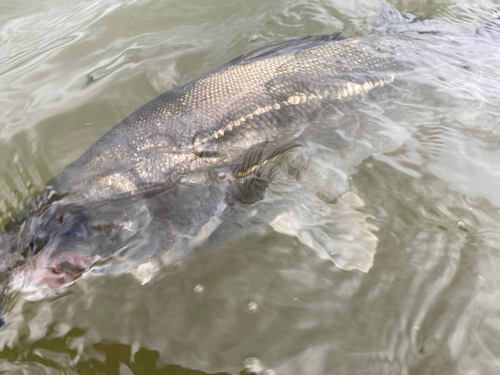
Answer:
[1,0,500,373]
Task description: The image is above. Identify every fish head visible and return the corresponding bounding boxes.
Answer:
[1,180,228,299]
[4,203,100,294]
[1,197,148,296]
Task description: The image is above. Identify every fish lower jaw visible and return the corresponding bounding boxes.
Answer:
[7,253,98,301]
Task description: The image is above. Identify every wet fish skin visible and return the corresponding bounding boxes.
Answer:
[49,30,437,201]
[2,4,500,303]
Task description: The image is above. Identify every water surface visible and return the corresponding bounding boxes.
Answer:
[1,0,500,374]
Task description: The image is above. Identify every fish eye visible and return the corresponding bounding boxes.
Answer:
[26,205,90,256]
[27,231,49,256]
[30,232,46,248]
[58,210,90,239]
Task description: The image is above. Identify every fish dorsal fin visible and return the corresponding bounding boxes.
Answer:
[231,141,301,204]
[377,2,414,28]
[372,2,438,35]
[373,2,443,35]
[220,33,345,69]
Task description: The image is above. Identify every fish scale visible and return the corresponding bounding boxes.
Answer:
[48,33,440,202]
[1,4,499,315]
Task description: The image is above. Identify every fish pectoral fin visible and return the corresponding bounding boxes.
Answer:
[235,141,301,180]
[230,141,301,204]
[270,191,378,273]
[234,142,267,179]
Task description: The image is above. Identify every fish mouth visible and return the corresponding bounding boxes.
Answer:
[41,253,97,287]
[11,247,98,293]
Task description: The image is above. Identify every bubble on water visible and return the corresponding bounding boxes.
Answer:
[194,284,204,294]
[244,357,264,373]
[247,301,258,313]
[458,221,466,230]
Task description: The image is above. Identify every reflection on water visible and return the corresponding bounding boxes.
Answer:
[1,0,500,374]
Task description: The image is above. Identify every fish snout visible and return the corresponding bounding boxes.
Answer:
[7,203,98,294]
[40,252,97,288]
[12,246,98,292]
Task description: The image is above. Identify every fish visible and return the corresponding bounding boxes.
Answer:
[0,3,499,310]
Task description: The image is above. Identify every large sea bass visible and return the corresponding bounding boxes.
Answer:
[0,4,499,303]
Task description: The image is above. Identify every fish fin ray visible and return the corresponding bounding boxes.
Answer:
[235,141,301,179]
[270,191,378,273]
[372,2,438,35]
[477,18,500,39]
[231,141,301,204]
[376,2,414,27]
[220,33,345,68]
[236,142,267,179]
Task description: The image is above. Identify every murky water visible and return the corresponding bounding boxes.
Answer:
[1,0,500,374]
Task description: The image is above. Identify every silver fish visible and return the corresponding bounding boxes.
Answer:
[0,3,499,308]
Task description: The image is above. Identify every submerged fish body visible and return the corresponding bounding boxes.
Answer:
[49,32,438,200]
[1,4,499,302]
